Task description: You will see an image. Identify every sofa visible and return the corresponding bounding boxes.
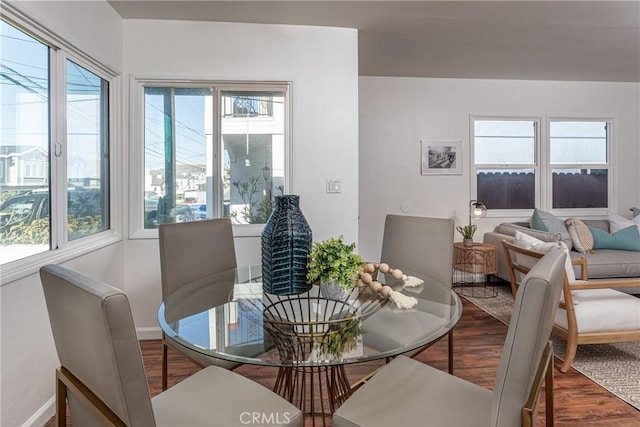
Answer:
[484,219,640,283]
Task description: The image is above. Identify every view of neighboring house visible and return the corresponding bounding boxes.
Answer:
[0,145,47,189]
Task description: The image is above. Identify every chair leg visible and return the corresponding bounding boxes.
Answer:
[545,355,554,427]
[56,374,67,427]
[162,340,168,391]
[448,331,454,374]
[561,339,577,373]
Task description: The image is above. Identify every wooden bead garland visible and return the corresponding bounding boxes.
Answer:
[357,263,424,309]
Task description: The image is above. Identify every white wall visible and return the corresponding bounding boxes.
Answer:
[358,77,640,262]
[5,0,123,74]
[122,20,359,335]
[1,2,123,426]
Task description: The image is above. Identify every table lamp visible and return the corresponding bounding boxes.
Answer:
[469,200,487,225]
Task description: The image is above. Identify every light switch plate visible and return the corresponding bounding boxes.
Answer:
[326,179,341,193]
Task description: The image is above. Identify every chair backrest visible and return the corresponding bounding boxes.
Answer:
[491,248,566,426]
[159,218,236,299]
[503,240,574,307]
[503,240,547,296]
[40,264,155,426]
[380,214,454,286]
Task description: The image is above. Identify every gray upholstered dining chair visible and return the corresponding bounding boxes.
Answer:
[40,264,302,427]
[380,214,456,372]
[158,218,239,390]
[333,248,566,427]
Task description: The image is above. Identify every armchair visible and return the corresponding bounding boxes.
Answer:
[503,240,640,372]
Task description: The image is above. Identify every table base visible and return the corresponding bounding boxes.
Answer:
[274,365,352,427]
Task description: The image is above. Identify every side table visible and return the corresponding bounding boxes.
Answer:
[453,242,498,298]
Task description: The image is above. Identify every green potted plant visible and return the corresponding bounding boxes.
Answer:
[307,235,364,300]
[457,224,477,247]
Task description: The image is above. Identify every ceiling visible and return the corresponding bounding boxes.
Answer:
[108,1,640,82]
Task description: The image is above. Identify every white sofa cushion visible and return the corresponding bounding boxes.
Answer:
[555,288,640,333]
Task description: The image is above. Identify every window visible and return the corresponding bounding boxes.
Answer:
[0,17,114,266]
[66,59,110,240]
[473,119,538,210]
[472,117,612,213]
[141,83,288,231]
[549,120,608,209]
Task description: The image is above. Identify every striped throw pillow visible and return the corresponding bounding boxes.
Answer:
[565,218,594,253]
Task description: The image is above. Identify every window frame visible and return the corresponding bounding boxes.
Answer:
[470,114,614,219]
[470,115,541,219]
[1,8,121,284]
[544,117,613,216]
[129,78,292,239]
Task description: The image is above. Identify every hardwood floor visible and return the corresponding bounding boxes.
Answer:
[47,295,639,426]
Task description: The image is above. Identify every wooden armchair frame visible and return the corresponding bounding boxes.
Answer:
[503,240,640,372]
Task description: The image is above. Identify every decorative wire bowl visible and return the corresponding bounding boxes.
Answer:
[262,286,387,363]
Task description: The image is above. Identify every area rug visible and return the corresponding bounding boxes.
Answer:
[462,285,640,411]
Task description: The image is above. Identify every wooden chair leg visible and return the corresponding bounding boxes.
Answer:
[545,355,554,427]
[56,367,127,426]
[56,374,67,427]
[162,340,168,391]
[523,341,554,427]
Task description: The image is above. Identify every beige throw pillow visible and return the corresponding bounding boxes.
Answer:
[565,218,594,254]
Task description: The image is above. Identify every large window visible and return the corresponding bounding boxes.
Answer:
[0,18,113,265]
[142,83,288,230]
[473,119,538,210]
[472,117,611,213]
[549,120,608,209]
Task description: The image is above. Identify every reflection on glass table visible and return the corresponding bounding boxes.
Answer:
[158,265,462,425]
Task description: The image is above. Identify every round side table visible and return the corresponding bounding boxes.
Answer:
[453,242,498,298]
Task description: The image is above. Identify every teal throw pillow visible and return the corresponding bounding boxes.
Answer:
[530,209,568,235]
[588,225,640,252]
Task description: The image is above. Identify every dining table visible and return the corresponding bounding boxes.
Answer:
[158,265,462,426]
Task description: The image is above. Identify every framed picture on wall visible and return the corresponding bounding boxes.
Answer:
[420,140,463,175]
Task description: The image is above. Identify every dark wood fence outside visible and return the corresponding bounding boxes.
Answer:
[478,170,607,209]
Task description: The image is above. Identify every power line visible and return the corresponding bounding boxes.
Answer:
[0,65,47,101]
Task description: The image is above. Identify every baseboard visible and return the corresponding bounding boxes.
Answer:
[23,395,55,427]
[137,326,162,340]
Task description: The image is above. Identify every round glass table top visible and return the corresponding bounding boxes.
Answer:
[158,266,462,367]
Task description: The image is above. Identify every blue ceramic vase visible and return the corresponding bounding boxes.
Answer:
[261,195,313,295]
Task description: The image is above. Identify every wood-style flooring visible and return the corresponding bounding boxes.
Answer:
[47,293,639,426]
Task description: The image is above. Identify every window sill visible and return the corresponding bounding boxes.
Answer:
[129,223,266,240]
[0,230,122,285]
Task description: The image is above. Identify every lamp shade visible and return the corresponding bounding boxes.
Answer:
[469,200,487,223]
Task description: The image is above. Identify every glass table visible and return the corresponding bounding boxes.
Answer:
[159,266,462,425]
